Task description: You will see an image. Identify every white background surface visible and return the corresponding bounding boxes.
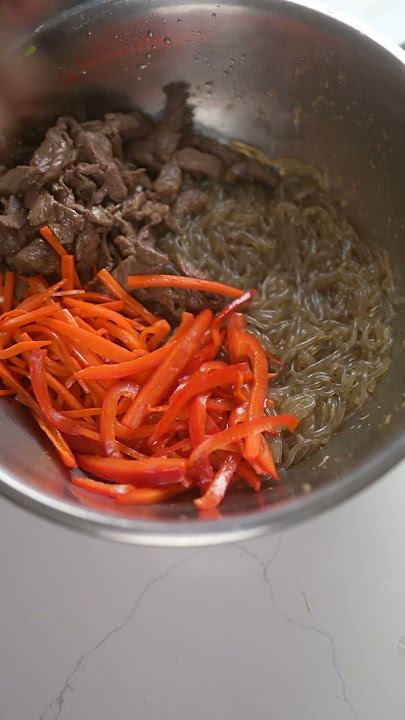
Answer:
[1,3,405,719]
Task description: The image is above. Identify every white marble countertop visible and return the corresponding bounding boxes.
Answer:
[1,3,405,720]
[1,460,405,720]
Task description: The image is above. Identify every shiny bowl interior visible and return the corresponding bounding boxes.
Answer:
[1,0,405,545]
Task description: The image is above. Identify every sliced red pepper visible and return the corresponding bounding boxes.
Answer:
[72,476,132,498]
[253,438,279,481]
[194,451,240,509]
[123,309,213,429]
[115,483,187,505]
[149,363,251,444]
[75,454,188,486]
[188,393,213,487]
[188,415,297,475]
[100,380,139,457]
[231,329,269,462]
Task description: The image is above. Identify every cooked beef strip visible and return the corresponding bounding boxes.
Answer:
[174,147,223,180]
[172,188,208,218]
[12,238,60,275]
[0,166,44,194]
[154,162,182,199]
[0,195,26,229]
[1,81,279,313]
[224,159,279,188]
[30,120,77,181]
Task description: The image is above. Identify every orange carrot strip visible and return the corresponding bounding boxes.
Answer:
[45,373,83,411]
[0,304,59,332]
[0,340,51,360]
[42,318,137,363]
[61,254,75,291]
[40,225,67,256]
[127,274,245,299]
[3,271,15,313]
[75,343,173,381]
[63,297,143,343]
[35,415,77,468]
[97,268,159,325]
[0,388,15,396]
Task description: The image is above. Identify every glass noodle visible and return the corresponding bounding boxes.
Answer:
[159,177,398,467]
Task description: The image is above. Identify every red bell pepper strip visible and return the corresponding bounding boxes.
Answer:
[194,451,240,509]
[72,476,133,498]
[75,454,188,487]
[100,380,139,457]
[188,393,213,486]
[231,330,269,462]
[188,415,297,475]
[123,309,213,429]
[253,438,279,481]
[115,483,187,505]
[149,363,251,444]
[227,313,246,363]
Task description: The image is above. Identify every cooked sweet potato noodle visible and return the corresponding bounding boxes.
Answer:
[159,176,398,466]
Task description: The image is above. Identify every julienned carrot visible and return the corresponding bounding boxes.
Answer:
[75,343,173,381]
[0,304,59,332]
[0,340,51,360]
[40,226,82,288]
[98,268,158,325]
[0,249,293,509]
[61,255,76,291]
[40,225,67,256]
[42,317,137,363]
[36,415,77,468]
[127,274,246,299]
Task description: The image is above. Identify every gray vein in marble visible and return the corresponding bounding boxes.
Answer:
[38,551,196,720]
[237,537,360,720]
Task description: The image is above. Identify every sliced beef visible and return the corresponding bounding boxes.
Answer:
[27,190,84,250]
[174,148,223,181]
[86,205,113,229]
[127,138,163,173]
[112,246,168,289]
[97,238,114,272]
[183,133,241,168]
[75,222,101,282]
[0,166,44,195]
[104,111,154,141]
[154,162,182,199]
[162,83,192,135]
[0,196,26,229]
[30,120,77,181]
[63,168,98,204]
[75,130,127,202]
[121,192,169,226]
[121,168,152,193]
[12,238,60,275]
[0,228,30,258]
[172,188,208,217]
[224,159,279,188]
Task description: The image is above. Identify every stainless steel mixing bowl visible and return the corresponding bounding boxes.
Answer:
[1,0,405,545]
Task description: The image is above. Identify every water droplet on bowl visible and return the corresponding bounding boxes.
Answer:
[145,52,152,58]
[137,64,147,70]
[147,29,153,38]
[212,12,216,17]
[177,18,182,23]
[164,37,170,44]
